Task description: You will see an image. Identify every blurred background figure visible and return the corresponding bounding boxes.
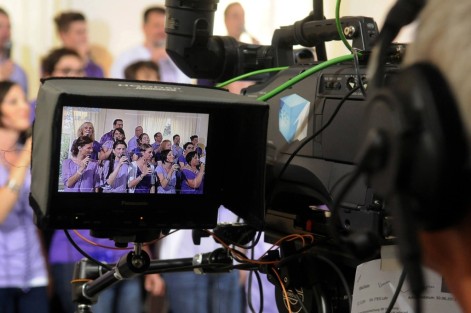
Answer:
[54,11,105,78]
[124,60,160,81]
[29,47,85,123]
[224,2,259,44]
[0,8,28,95]
[0,81,49,313]
[222,2,258,94]
[110,6,190,84]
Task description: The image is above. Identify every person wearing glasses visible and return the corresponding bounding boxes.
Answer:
[29,47,85,123]
[41,47,85,77]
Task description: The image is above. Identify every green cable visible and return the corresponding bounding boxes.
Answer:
[215,67,289,88]
[336,0,353,52]
[256,53,355,102]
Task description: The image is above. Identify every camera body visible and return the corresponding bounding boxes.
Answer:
[244,62,399,246]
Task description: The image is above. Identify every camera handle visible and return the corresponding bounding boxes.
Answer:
[72,244,235,313]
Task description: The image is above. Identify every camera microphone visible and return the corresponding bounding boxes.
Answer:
[3,40,12,59]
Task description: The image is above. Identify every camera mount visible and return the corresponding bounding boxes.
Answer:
[71,244,238,313]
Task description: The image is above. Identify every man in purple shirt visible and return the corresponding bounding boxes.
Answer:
[127,125,143,154]
[152,131,163,152]
[172,134,183,160]
[0,8,28,94]
[54,11,105,78]
[100,118,123,145]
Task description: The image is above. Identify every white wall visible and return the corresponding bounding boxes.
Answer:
[1,1,413,99]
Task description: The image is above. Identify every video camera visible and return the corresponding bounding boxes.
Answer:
[29,1,406,312]
[164,0,403,248]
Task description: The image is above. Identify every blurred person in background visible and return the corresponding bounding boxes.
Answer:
[124,60,160,81]
[0,8,28,94]
[110,6,190,84]
[54,11,104,78]
[0,81,49,313]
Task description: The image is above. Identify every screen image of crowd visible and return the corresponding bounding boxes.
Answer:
[58,106,208,194]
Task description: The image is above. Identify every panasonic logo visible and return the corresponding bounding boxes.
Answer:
[121,201,148,206]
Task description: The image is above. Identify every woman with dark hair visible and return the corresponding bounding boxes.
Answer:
[62,135,100,192]
[178,141,194,168]
[0,81,49,312]
[128,143,155,193]
[131,132,151,161]
[181,150,205,194]
[99,127,126,161]
[154,139,171,166]
[101,140,129,193]
[155,149,179,194]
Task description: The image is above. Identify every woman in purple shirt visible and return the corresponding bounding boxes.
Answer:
[100,128,126,161]
[155,149,180,194]
[62,135,100,192]
[128,143,155,193]
[101,140,129,193]
[181,151,205,194]
[73,121,102,160]
[0,81,49,312]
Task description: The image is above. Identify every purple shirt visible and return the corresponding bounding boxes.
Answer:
[72,139,102,160]
[62,158,100,192]
[1,57,28,95]
[49,230,128,264]
[0,164,48,288]
[85,59,104,78]
[181,168,204,194]
[155,165,176,194]
[127,136,138,153]
[100,130,113,145]
[172,144,183,159]
[178,154,188,166]
[101,159,129,193]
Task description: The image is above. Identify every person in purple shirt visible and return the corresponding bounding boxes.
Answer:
[101,140,129,193]
[0,81,49,312]
[190,134,204,157]
[178,142,194,168]
[127,125,143,155]
[100,127,126,161]
[151,131,163,153]
[155,149,180,194]
[0,8,28,95]
[181,151,205,194]
[30,47,86,123]
[72,121,102,161]
[131,132,151,161]
[128,143,155,193]
[62,136,100,192]
[54,11,105,78]
[171,134,183,160]
[99,118,123,145]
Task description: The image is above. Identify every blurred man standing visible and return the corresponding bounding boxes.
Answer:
[54,11,105,78]
[0,8,28,94]
[110,6,190,84]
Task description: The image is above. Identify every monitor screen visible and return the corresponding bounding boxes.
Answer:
[30,78,268,234]
[58,106,209,195]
